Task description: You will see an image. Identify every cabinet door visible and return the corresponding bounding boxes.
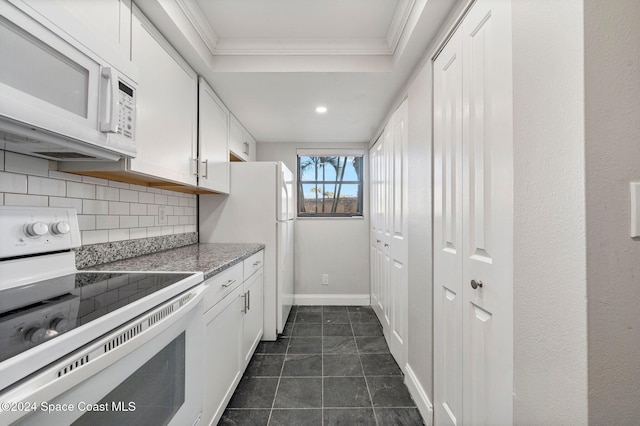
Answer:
[203,286,244,426]
[245,130,256,161]
[229,115,247,162]
[242,269,264,367]
[130,7,197,186]
[198,78,230,193]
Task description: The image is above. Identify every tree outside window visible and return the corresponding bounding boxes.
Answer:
[297,155,363,217]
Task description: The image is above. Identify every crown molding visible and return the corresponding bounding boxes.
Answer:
[174,0,218,54]
[386,0,417,53]
[213,38,392,56]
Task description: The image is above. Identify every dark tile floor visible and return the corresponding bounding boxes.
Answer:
[218,305,424,425]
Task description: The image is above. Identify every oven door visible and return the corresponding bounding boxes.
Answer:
[0,283,205,426]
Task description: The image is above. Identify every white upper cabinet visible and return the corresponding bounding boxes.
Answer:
[229,115,256,162]
[199,78,230,193]
[129,6,197,186]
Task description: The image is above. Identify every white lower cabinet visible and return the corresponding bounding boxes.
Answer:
[202,251,264,425]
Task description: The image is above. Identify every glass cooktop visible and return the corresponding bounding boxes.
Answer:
[0,272,195,363]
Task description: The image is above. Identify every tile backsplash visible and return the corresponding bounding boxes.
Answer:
[0,151,197,246]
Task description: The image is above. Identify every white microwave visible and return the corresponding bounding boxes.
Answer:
[0,0,137,161]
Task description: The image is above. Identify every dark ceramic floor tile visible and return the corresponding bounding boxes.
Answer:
[351,323,384,337]
[269,409,322,426]
[288,337,322,354]
[323,377,372,408]
[356,337,390,354]
[296,312,323,323]
[323,306,348,313]
[360,354,402,376]
[323,354,364,377]
[367,376,416,407]
[347,306,374,313]
[282,354,322,377]
[218,409,270,425]
[323,323,354,336]
[255,338,289,354]
[323,336,358,354]
[324,408,377,426]
[323,311,351,324]
[375,407,425,425]
[292,323,322,337]
[296,305,323,313]
[273,377,322,408]
[227,377,279,408]
[348,311,379,324]
[245,354,285,377]
[281,321,294,337]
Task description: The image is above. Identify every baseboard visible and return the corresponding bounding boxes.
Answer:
[404,364,434,426]
[293,294,371,306]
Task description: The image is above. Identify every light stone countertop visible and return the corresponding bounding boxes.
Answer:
[83,243,264,280]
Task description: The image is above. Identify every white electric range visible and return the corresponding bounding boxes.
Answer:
[0,206,205,425]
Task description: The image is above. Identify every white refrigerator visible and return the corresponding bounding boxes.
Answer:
[199,161,295,340]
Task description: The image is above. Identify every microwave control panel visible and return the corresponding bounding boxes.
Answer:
[117,81,135,140]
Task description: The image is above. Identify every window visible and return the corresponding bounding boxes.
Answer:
[297,153,364,217]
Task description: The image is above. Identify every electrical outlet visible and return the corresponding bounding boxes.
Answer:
[322,274,329,285]
[158,205,168,225]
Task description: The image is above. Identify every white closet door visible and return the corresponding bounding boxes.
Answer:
[461,0,513,423]
[433,26,464,426]
[370,144,383,316]
[380,125,393,331]
[388,100,409,367]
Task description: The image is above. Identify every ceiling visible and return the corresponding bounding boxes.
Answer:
[136,0,456,143]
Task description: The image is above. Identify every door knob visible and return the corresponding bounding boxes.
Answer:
[470,279,483,289]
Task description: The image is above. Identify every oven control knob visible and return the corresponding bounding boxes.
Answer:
[23,327,46,344]
[25,222,48,237]
[49,318,68,333]
[51,221,71,235]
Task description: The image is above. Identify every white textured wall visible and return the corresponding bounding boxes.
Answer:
[585,0,640,423]
[512,0,588,424]
[257,142,370,297]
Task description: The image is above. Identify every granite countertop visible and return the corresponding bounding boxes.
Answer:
[83,243,264,280]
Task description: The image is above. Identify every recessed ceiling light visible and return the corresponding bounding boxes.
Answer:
[315,106,327,114]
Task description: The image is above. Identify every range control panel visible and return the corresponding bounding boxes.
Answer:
[0,207,81,259]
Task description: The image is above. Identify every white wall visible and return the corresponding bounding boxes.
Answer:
[512,0,588,424]
[585,0,640,423]
[257,142,370,301]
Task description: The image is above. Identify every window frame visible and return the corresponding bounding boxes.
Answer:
[296,154,364,218]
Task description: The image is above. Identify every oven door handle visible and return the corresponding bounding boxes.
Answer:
[0,283,206,425]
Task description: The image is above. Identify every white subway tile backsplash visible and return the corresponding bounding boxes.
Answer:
[0,172,27,193]
[82,230,109,245]
[67,182,96,199]
[5,193,48,206]
[108,229,129,242]
[77,215,96,231]
[96,186,119,201]
[96,215,120,230]
[139,215,155,227]
[129,227,147,240]
[5,153,49,177]
[138,192,154,203]
[130,203,147,215]
[108,181,130,189]
[49,196,83,212]
[147,227,162,237]
[48,170,83,182]
[109,201,129,215]
[2,151,197,247]
[83,199,109,215]
[119,189,138,203]
[82,176,109,186]
[119,216,138,228]
[154,194,168,205]
[28,176,66,196]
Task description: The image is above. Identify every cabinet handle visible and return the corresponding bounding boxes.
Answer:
[253,260,262,267]
[201,158,209,179]
[247,289,251,311]
[242,292,247,313]
[243,141,249,155]
[222,279,236,288]
[193,158,199,177]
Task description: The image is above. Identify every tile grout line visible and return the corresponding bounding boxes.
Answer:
[350,306,380,426]
[266,308,295,425]
[321,307,324,426]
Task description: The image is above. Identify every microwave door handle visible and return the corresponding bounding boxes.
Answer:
[100,67,119,133]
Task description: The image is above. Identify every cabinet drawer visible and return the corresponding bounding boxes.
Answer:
[204,263,243,311]
[243,250,264,280]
